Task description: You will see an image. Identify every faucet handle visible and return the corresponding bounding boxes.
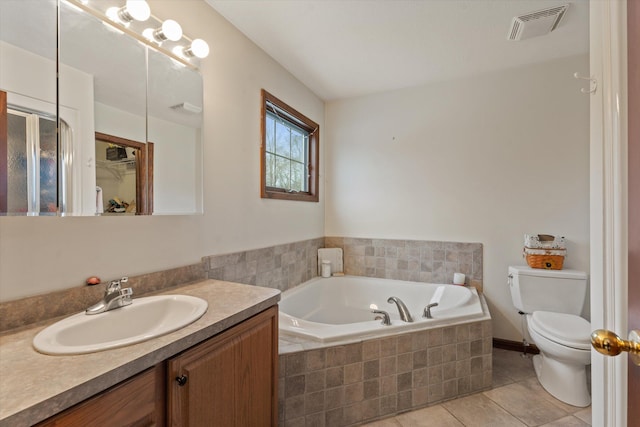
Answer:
[106,276,129,294]
[106,280,121,294]
[119,287,133,306]
[423,302,439,319]
[372,309,391,326]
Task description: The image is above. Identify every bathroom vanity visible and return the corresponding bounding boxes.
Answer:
[0,280,280,427]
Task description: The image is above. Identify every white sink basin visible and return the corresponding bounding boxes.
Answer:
[33,295,208,355]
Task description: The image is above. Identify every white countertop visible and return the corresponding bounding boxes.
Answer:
[0,279,280,427]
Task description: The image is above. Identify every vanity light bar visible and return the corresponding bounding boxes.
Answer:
[63,0,209,69]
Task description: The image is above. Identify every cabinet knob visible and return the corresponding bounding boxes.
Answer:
[176,375,188,386]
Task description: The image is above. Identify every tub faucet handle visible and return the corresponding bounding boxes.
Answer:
[372,309,391,326]
[423,302,439,319]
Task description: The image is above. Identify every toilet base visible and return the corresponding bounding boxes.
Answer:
[533,354,591,407]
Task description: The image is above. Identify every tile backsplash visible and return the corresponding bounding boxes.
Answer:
[326,237,483,290]
[0,263,206,333]
[204,238,325,292]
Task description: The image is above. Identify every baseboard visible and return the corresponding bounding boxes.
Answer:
[492,338,540,355]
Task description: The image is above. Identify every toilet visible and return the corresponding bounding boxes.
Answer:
[508,266,591,407]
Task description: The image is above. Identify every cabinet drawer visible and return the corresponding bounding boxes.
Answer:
[36,364,165,427]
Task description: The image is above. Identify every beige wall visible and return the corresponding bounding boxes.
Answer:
[0,1,590,344]
[324,55,590,341]
[0,0,325,301]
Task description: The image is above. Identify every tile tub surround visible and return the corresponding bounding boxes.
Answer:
[325,238,483,291]
[204,237,325,291]
[278,319,493,427]
[0,262,206,333]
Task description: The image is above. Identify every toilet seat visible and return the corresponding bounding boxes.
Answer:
[529,311,591,350]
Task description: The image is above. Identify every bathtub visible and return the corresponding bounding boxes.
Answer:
[279,275,486,343]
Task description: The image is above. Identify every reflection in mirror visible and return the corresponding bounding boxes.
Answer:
[95,132,154,215]
[1,0,205,216]
[0,0,58,215]
[59,0,147,215]
[147,49,203,215]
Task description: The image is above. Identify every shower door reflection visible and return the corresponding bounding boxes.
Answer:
[3,105,60,215]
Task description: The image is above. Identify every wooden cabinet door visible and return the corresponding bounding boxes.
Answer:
[36,365,165,427]
[168,306,278,427]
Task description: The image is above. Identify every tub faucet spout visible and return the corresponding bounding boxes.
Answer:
[387,296,413,322]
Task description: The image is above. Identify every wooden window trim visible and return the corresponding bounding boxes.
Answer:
[260,89,319,202]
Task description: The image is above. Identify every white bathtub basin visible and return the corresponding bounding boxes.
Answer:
[279,275,486,343]
[33,295,208,355]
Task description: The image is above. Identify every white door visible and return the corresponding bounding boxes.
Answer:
[589,1,636,426]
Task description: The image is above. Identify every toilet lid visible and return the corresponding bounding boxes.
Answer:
[529,311,591,350]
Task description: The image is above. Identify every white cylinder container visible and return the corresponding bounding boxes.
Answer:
[321,260,331,278]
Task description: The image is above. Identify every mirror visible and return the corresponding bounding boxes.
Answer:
[0,0,57,215]
[148,49,203,215]
[59,0,148,215]
[0,0,204,216]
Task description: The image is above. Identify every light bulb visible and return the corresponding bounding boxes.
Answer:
[142,28,155,42]
[124,0,150,22]
[146,19,183,43]
[105,6,120,22]
[106,0,150,25]
[160,19,182,41]
[187,39,209,59]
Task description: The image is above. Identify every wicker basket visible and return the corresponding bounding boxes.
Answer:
[525,254,565,270]
[523,245,566,270]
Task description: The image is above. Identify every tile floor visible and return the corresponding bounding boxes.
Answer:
[360,348,592,427]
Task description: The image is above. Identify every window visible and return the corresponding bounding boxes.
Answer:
[261,89,319,202]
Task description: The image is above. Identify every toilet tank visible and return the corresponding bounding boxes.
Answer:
[508,266,588,314]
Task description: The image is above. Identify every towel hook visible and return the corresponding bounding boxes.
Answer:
[574,72,597,94]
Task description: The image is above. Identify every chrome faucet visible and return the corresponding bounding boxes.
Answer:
[86,277,133,315]
[387,296,413,322]
[372,309,391,326]
[423,302,439,319]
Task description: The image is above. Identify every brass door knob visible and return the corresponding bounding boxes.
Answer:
[591,329,640,366]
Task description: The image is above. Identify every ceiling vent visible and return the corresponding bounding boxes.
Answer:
[507,4,569,41]
[170,102,202,114]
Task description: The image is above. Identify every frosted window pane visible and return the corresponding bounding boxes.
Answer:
[39,117,57,213]
[7,114,28,213]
